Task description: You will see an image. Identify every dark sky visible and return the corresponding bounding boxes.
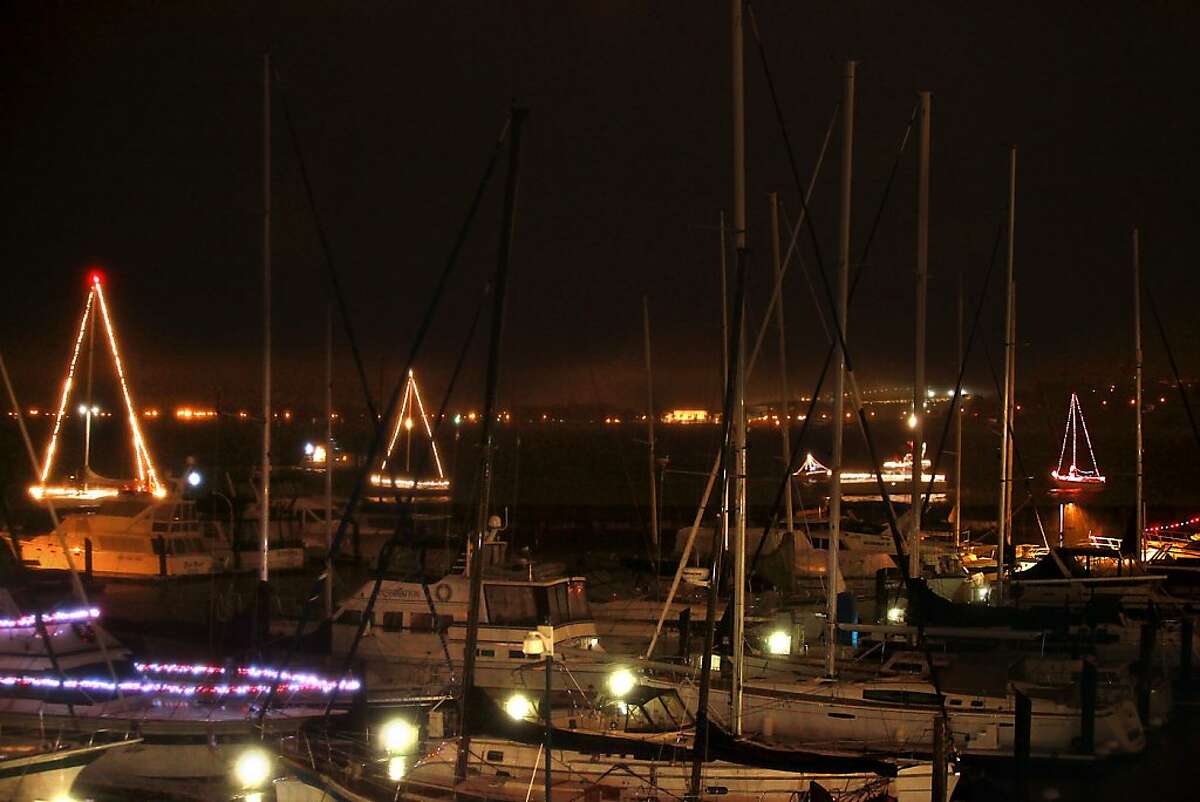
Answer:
[3,2,1199,415]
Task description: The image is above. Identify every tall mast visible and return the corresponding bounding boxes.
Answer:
[909,91,931,579]
[828,60,855,678]
[730,0,747,738]
[83,288,96,484]
[260,52,272,589]
[456,107,527,784]
[1133,227,1144,559]
[997,147,1016,593]
[643,296,659,555]
[770,193,796,545]
[720,210,729,383]
[954,270,963,549]
[324,305,334,618]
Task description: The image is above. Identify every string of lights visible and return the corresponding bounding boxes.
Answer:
[0,607,100,630]
[30,272,165,500]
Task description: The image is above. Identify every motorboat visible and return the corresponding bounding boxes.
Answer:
[17,494,216,578]
[332,529,607,701]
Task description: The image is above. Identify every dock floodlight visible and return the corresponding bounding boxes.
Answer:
[233,747,272,790]
[380,718,419,755]
[505,693,534,720]
[766,629,792,656]
[607,668,636,699]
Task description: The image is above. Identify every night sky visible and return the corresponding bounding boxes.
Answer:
[3,2,1199,415]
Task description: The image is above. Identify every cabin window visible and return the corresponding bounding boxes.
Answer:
[485,585,540,626]
[409,613,453,632]
[862,690,941,706]
[485,750,504,763]
[382,612,404,631]
[477,649,495,657]
[336,609,373,627]
[547,581,592,624]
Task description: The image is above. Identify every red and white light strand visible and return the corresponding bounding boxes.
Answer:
[0,607,100,630]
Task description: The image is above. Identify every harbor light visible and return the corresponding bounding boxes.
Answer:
[765,629,792,656]
[607,668,636,699]
[387,755,408,782]
[907,413,918,430]
[304,442,315,455]
[233,747,272,790]
[379,717,419,754]
[186,470,202,488]
[886,606,906,624]
[505,692,534,720]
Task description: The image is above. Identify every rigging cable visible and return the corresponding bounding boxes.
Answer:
[259,112,513,725]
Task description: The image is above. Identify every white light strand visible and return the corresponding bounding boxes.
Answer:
[93,277,162,495]
[38,291,95,483]
[380,374,414,471]
[1055,394,1072,475]
[408,369,446,478]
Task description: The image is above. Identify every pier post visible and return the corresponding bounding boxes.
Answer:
[1080,659,1097,755]
[84,538,93,580]
[1014,689,1031,802]
[932,716,948,802]
[156,536,167,577]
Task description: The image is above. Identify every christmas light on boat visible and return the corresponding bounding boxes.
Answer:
[0,607,100,630]
[374,369,448,489]
[30,272,164,500]
[1051,393,1105,490]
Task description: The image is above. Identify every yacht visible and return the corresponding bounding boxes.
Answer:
[662,636,1145,761]
[18,494,216,578]
[333,528,607,700]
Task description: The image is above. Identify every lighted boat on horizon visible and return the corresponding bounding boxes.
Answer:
[1050,393,1106,492]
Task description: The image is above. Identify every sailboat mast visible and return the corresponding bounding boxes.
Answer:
[83,291,96,484]
[954,270,963,549]
[643,296,659,552]
[324,305,334,618]
[1133,227,1144,558]
[260,52,272,587]
[910,91,931,579]
[456,107,527,784]
[997,147,1016,592]
[730,0,747,739]
[770,193,796,544]
[828,60,855,678]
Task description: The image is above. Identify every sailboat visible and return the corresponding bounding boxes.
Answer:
[1050,393,1106,492]
[27,271,166,508]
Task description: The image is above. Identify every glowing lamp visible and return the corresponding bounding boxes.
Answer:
[78,404,88,415]
[504,693,534,720]
[186,470,202,488]
[379,718,418,755]
[387,755,408,782]
[907,413,918,430]
[233,748,272,789]
[886,606,906,624]
[88,268,105,286]
[607,668,636,699]
[312,444,327,463]
[304,442,315,456]
[765,629,792,656]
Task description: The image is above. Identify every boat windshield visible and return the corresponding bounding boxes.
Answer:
[619,688,692,733]
[484,580,592,626]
